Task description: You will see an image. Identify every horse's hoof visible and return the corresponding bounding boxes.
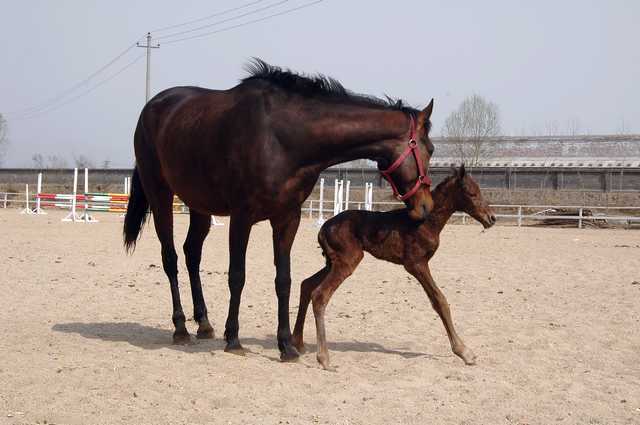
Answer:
[280,345,300,362]
[291,335,306,354]
[224,339,246,356]
[173,330,192,345]
[196,323,215,339]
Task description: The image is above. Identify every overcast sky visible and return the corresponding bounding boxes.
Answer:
[0,1,638,167]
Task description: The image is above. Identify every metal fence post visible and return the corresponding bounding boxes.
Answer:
[578,207,583,229]
[308,200,313,219]
[517,206,522,227]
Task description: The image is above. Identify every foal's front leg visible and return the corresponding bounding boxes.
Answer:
[407,262,476,365]
[270,211,302,361]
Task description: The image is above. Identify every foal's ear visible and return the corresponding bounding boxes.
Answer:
[417,98,434,128]
[459,163,466,178]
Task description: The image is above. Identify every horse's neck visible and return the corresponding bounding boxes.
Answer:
[296,106,408,167]
[425,185,457,234]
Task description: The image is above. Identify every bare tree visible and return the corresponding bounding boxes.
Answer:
[545,120,561,136]
[32,153,45,169]
[442,94,501,166]
[33,153,69,168]
[566,117,582,136]
[0,113,8,166]
[47,155,69,168]
[73,154,95,168]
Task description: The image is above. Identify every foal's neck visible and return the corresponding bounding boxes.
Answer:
[424,184,458,234]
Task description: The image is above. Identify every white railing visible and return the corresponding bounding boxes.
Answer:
[302,199,640,229]
[4,189,639,229]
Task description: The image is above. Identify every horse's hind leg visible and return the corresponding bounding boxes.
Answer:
[183,211,214,339]
[407,262,476,365]
[292,265,330,353]
[149,189,190,344]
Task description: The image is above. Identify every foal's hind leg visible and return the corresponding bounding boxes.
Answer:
[150,190,190,344]
[292,265,330,353]
[312,253,363,370]
[183,211,214,339]
[407,262,476,365]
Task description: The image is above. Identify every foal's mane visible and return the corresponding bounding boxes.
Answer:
[242,58,420,117]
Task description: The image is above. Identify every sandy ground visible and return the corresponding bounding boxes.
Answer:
[1,209,639,425]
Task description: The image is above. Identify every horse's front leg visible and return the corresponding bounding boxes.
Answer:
[270,210,302,361]
[406,262,476,365]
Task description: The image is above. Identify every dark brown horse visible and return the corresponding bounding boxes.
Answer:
[123,59,436,360]
[292,165,496,369]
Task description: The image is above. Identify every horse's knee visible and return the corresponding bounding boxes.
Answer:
[275,276,292,298]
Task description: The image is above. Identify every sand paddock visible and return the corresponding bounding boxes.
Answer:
[1,209,639,425]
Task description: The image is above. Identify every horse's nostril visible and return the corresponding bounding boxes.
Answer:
[490,215,497,223]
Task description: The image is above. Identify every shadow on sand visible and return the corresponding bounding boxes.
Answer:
[52,322,436,360]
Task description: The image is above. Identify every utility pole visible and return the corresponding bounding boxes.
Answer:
[136,32,160,103]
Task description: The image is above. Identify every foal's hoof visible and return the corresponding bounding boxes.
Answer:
[456,347,477,366]
[280,344,300,362]
[196,322,215,340]
[224,339,246,356]
[317,355,334,371]
[172,330,192,345]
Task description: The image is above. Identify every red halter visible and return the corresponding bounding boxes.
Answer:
[380,116,432,201]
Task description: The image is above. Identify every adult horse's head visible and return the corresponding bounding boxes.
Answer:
[378,99,435,221]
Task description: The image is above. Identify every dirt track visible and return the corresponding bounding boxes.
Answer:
[1,209,639,425]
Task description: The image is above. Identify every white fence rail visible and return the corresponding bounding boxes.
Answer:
[4,189,639,229]
[302,199,640,229]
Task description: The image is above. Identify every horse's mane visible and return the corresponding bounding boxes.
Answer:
[241,58,419,116]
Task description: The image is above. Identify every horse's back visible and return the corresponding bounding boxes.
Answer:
[133,84,271,215]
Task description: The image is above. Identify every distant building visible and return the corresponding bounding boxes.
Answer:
[331,136,640,169]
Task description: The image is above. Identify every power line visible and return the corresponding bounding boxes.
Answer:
[5,38,145,117]
[150,0,268,34]
[155,0,289,41]
[162,0,324,45]
[16,53,145,120]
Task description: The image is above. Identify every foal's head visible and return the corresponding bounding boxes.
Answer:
[447,165,496,228]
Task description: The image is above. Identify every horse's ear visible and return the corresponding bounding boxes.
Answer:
[459,163,466,178]
[417,98,434,128]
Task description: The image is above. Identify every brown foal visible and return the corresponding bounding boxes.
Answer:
[292,165,496,369]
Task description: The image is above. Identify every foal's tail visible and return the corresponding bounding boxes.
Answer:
[123,166,149,254]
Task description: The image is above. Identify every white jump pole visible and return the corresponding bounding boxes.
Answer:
[344,180,350,211]
[338,180,344,214]
[79,168,97,223]
[365,182,374,211]
[20,184,34,214]
[32,173,47,215]
[333,179,339,216]
[316,178,325,226]
[63,168,81,222]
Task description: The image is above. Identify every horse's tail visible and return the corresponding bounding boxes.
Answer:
[123,166,149,254]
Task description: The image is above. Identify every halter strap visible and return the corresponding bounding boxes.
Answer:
[379,116,432,201]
